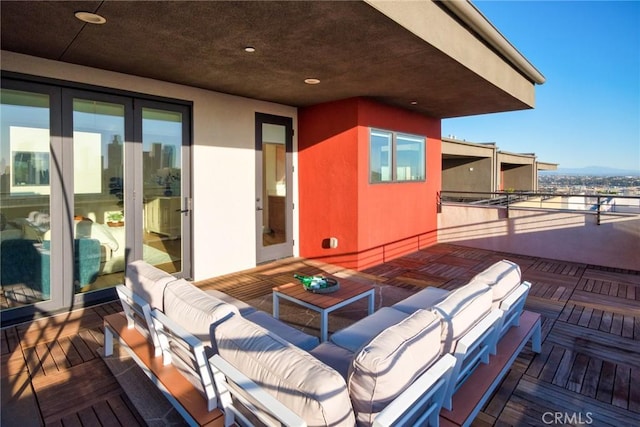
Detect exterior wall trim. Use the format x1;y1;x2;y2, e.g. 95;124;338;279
438;0;546;84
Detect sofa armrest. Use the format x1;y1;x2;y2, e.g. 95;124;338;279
456;309;502;361
443;308;502;410
499;282;531;334
209;354;307;427
373;354;456;427
100;244;114;262
116;285;161;357
151;309;218;411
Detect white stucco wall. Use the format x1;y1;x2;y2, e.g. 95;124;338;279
2;51;299;280
438;204;640;271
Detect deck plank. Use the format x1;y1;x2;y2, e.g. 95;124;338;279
546;321;640;369
515;375;638;426
612;364;630;409
570;289;640;317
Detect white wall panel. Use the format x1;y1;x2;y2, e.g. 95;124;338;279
2;51;299;280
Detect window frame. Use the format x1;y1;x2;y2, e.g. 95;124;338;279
369;128;426;184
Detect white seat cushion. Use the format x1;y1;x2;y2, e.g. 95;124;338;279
211;315;355;426
392;286;450;314
330;307;410;353
309;341;355;380
244;311;319;351
348;309;443;427
472;260;522;308
433;281;492;353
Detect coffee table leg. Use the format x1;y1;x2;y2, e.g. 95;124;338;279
320;310;329;342
273;293;280;319
368;290;375;315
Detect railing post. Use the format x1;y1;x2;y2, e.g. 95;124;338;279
506;193;510;218
597;195;601;225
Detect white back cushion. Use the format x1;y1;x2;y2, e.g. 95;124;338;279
163;279;238;346
75;220;119;251
472;260;522;308
212;315;355;426
433;282;492;353
125;260;176;311
348;309;442;427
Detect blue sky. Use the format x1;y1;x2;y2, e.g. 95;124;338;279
441;1;640;171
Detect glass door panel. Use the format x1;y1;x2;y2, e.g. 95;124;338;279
1;77;192;322
262;124;287;246
72;98;125;293
255;113;293;263
142;107;182;273
0;89;52;308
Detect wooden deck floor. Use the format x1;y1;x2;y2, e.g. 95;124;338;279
2;243;639;426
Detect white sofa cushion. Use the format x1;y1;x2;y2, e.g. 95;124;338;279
244;311;319;351
309;341;355;380
472;260;522;308
206;289;257;316
330;307;410;353
125;260;177;311
163;279;238;346
205;289;319;350
433;281;492;353
211;315;356;426
75;219;119;251
392;286;449;314
348;309;442;427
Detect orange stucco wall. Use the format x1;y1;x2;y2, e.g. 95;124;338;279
298;98;441;270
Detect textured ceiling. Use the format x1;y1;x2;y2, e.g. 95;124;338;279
1;0;532;118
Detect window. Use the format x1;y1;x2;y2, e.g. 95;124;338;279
13;151;50;187
369;129;425;183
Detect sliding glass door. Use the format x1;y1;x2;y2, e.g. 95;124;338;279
1;78;191;322
0;83;58;310
139;102;190;275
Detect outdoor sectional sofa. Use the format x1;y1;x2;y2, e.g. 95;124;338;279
104;258;540;427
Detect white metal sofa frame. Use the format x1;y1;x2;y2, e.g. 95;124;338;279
495;281;531;340
105;284;301;426
106;284;459;427
105;285;223;423
441;308;502;411
441;281;535;411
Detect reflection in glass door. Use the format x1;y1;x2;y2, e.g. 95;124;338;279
1;77;192;322
0;88;53;309
141;107;184;273
256;113;293;263
72;98;126;294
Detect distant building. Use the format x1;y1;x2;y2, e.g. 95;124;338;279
442;137;557;194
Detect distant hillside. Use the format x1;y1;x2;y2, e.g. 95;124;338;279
541;166;640;176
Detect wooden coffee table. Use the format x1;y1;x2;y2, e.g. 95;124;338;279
272;280;375;342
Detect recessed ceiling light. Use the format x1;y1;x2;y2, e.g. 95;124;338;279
410;100;418;105
304;78;321;85
244;46;256;53
75;11;106;24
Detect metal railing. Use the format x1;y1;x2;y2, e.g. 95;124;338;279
438;191;640;225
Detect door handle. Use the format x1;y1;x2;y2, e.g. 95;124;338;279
256;207;264;211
